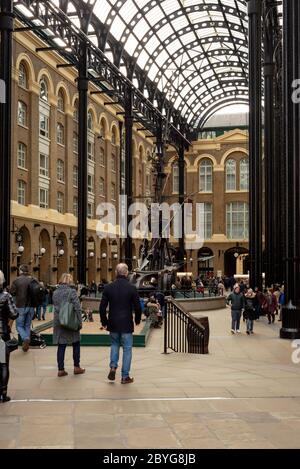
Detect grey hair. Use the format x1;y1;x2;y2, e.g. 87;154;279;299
116;263;129;277
0;270;5;286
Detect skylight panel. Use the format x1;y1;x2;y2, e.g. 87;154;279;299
136;49;150;68
133;18;151;40
125;35;139;55
93;0;112;23
119;0;138;23
110;16;126;40
145;6;163;25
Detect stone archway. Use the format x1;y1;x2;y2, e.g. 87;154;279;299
198;247;214;278
224;247;249;277
18;225;31;268
57;232;68;283
39;229;51;284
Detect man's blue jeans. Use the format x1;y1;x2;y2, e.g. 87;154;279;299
231;310;241;331
16;307;34;341
110;333;133;379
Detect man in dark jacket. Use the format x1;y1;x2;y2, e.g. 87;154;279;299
100;263;141;384
226;284;245;334
10;264;34;352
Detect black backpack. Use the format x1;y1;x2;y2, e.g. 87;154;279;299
27;278;46;307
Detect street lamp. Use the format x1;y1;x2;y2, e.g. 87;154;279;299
89;251;95;258
102;253;107;259
113;253;118;260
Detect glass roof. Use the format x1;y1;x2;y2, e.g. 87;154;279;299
18;0;250;128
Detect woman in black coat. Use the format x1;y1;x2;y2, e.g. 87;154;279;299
0;271;18;402
244;289;258;335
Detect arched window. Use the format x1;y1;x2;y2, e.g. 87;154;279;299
57;90;65;112
57;123;64;145
73;132;78;154
18;62;28;88
240;158;249;190
100;120;106;139
73;100;79;122
73;165;78;188
111;154;116;172
172;163;179;193
111;127;117;145
57;159;64;182
99;177;105;196
226;202;249;239
226;159;236;191
199;203;213;239
39;77;48;102
73;197;78;217
199;159;213;192
87;111;93;131
139;169;143;193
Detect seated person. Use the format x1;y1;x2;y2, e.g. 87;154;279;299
144;296;162;328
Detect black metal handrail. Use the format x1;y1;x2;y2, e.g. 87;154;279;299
164;299;208;354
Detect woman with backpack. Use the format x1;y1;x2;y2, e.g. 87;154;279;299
53;273;85;377
244;289;258;335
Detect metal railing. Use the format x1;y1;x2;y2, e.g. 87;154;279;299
164;299;209;354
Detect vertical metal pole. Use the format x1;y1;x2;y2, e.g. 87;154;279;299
248;0;263;290
281;0;300;339
124;87;133;271
0;1;13;285
263;1;275;288
178;141;185;266
77;41;88;284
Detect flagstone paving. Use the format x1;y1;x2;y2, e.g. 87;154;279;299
1;307;300;449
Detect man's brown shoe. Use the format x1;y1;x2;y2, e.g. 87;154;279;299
108;368;116;381
22;339;30;352
58;370;68;377
121;376;134;384
74;367;85;375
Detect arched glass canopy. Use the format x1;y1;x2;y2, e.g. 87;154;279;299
15;0;249;129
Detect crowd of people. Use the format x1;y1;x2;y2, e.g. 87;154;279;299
0;262;286;403
226;282;285;335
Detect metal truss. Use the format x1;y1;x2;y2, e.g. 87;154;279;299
14;0;249;130
13;0;191;147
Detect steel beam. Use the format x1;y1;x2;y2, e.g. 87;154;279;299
0;0;13;285
281;0;300;339
124;87;133;271
77;41;88;284
248;0;263;290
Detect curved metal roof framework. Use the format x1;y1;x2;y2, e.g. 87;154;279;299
82;0;249;128
14;0;249;129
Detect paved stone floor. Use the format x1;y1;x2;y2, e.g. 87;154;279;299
1;307;300;449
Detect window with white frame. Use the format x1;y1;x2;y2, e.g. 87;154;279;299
111;182;116;200
73;132;78;154
226;159;236;191
73;165;78;187
39;153;49;177
199;203;213;239
111;153;116;172
100;121;106;139
39;187;49;209
57;159;64;182
17;142;26;169
240;158;249;190
99;177;105;196
57;192;64;213
39;78;48;102
73;197;78;217
57;123;65;145
226;202;249;239
18;63;27;88
87;202;94;219
99;147;105;166
57;90;65;112
18;101;27;126
172;163;179;193
39;114;49;138
88;174;94;194
199;159;213;192
88;141;95;161
17;180;26;205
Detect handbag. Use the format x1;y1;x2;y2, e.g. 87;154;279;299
5;336;19;353
58;290;81;331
